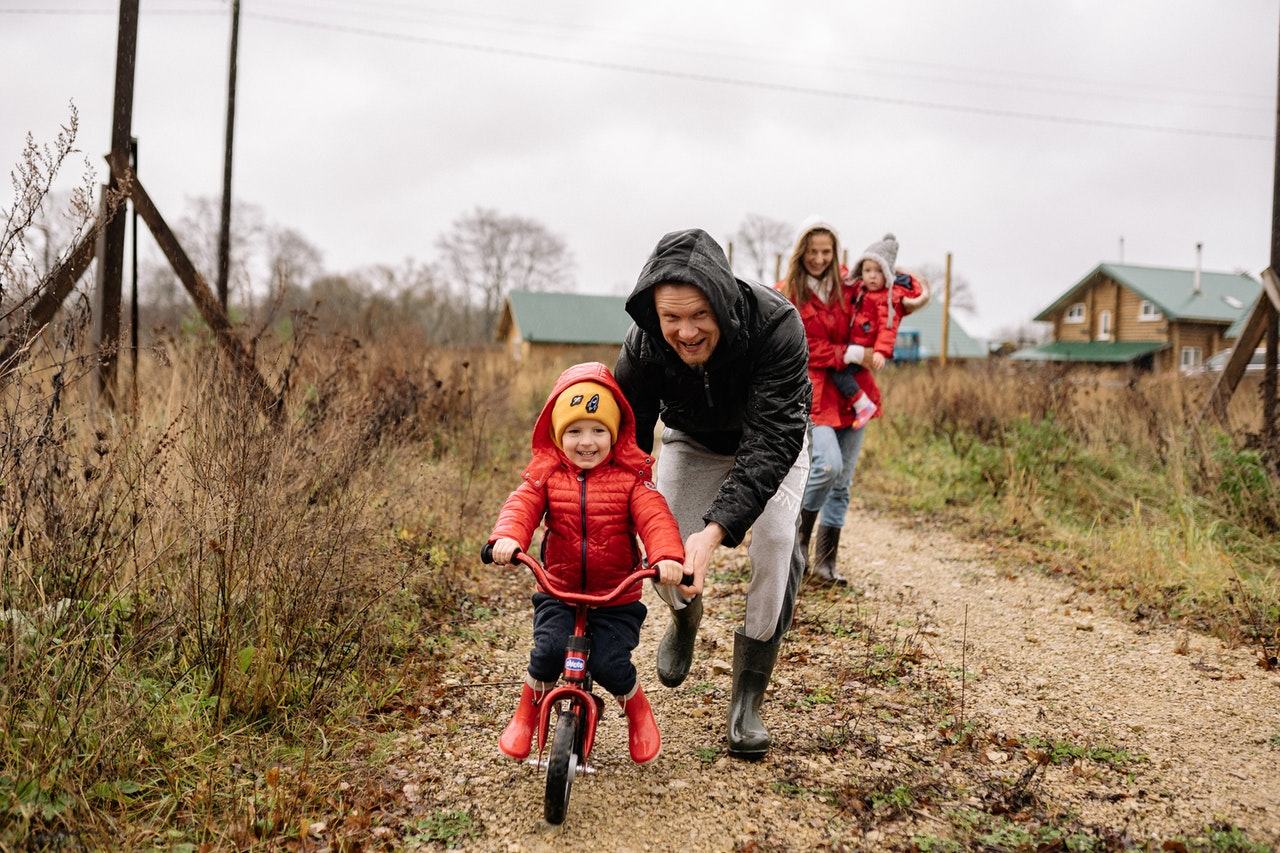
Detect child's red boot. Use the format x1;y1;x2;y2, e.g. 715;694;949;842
850;392;877;430
618;685;661;765
499;682;543;760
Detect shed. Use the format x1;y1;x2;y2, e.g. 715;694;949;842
895;297;987;361
496;290;632;362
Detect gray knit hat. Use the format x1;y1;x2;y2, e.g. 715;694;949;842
856;233;901;325
855;233;898;284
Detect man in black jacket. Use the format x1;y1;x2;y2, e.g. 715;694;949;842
615;228;811;759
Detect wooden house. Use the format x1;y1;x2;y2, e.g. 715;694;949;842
1011;263;1258;371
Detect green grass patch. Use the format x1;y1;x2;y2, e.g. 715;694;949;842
861;368;1280;644
405;809;477;848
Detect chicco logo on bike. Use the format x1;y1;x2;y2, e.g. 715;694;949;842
565;658;585;672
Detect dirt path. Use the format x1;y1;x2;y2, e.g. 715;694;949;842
851;512;1280;840
356;514;1280;851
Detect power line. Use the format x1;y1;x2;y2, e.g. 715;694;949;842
244;10;1271;142
255;0;1269;114
0;7;221;15
273;0;1277;104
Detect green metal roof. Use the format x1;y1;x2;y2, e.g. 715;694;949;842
1225;295;1261;339
1033;263;1258;324
1008;340;1166;363
897;298;987;360
503;290;631;345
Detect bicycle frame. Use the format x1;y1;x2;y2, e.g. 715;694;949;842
508;550;657;766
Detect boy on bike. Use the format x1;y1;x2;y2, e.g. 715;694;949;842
487;362;685;765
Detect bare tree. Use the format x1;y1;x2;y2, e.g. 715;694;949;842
175;195;265;304
435;207;574;338
913;262;977;316
732;213;792;284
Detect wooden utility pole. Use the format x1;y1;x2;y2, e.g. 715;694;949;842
92;0;139;406
130;136;139;406
1265;19;1280;449
216;0;241;309
940;252;952;366
1;2;277;418
774;253;782;283
1201;14;1280;433
726;239;734;271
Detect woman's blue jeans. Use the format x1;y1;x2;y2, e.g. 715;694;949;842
802;424;867;528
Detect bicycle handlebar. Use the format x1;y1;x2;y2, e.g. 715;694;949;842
481;542;694;605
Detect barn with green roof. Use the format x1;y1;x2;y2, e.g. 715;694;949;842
496;290;632;362
1012;262;1258;372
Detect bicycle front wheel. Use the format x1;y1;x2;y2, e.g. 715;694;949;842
544;706;579;825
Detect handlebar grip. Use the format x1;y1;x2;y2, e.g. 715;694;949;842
681;573;694;586
481;542;521;564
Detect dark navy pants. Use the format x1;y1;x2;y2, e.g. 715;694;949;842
528;593;646;697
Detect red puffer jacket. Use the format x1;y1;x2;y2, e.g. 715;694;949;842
488;362;684;604
782;272;928;425
782;280;860;429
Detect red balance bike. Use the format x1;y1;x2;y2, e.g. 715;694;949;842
481;543;690;825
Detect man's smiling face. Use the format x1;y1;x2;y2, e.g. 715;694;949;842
654;283;720;367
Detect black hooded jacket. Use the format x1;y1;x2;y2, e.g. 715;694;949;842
615;228;811;548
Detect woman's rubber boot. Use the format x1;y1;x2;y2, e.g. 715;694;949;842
795;509;818;575
656;595;702;688
812;524;848;586
498;683;543;761
727;629;780;760
618;685;661;765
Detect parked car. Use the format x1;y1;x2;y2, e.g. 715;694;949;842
1184;347;1270;376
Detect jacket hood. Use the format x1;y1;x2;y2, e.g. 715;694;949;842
525;362;652;482
792;214;840;250
625;228;742;360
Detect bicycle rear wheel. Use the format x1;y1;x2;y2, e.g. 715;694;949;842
544;706;579;825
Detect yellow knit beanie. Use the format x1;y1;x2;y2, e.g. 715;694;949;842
550;381;621;448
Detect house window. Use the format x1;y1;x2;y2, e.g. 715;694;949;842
1096;310;1112;341
1064;303;1086;324
1138;300;1161;321
1180;346;1202;369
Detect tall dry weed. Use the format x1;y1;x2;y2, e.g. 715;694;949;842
870;361;1280;644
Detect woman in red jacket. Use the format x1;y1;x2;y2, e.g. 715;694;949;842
488;362;685;765
779;220;927;585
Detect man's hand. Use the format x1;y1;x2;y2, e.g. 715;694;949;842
490;537;521;565
654;559;684;586
870;351;886;371
678;523;725;598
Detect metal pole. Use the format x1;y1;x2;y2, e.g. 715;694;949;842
130;136;139;409
216;0;241;309
941;252;952;366
93;0;139;407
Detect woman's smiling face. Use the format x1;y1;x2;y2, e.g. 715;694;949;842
803;232;835;278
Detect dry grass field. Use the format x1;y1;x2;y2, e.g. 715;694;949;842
3;331;1277;847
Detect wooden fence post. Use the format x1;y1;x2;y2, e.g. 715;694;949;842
941;253;952;366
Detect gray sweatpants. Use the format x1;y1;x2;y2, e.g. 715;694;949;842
653;428;810;642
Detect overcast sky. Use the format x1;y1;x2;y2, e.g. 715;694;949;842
3;0;1278;338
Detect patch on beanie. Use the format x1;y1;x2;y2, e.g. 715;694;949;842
570;394;583;406
586;394;600;413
